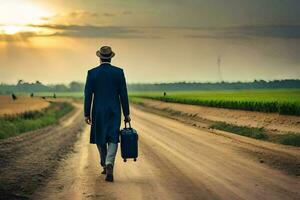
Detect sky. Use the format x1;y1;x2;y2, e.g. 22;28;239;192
0;0;300;84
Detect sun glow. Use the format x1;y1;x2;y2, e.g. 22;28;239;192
1;26;24;35
0;1;53;35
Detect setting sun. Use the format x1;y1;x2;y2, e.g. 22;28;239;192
0;25;53;36
0;1;52;35
1;26;24;35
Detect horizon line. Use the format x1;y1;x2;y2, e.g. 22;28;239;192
1;78;300;86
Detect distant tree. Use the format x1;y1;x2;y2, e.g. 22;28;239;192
1;79;300;94
53;84;68;92
69;81;84;91
17;80;24;85
30;93;34;98
53;93;56;98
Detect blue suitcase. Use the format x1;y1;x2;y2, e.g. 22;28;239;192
120;122;138;162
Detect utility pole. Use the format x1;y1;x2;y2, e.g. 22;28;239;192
217;56;223;82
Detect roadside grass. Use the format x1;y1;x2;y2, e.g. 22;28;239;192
210;122;300;147
129;97;145;106
0;102;74;140
277;133;300;147
210;122;268;140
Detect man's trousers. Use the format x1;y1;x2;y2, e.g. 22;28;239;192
96;143;118;167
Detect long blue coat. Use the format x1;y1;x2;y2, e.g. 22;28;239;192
84;63;130;145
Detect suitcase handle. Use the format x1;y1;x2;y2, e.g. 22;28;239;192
124;121;131;129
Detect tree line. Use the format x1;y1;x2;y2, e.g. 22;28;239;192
0;80;84;94
0;79;299;94
127;79;300;91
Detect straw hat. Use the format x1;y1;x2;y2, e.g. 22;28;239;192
96;46;115;59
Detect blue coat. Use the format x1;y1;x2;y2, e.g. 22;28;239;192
84;63;130;145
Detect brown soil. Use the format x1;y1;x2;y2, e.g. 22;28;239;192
33;106;300;200
0;96;49;116
1;100;299;200
134;103;300;176
0;102;84;200
140;99;300;134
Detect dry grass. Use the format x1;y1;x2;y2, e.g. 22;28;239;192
0;102;74;140
0;96;49;116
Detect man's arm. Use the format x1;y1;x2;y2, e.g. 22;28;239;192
119;70;130;121
84;71;93;124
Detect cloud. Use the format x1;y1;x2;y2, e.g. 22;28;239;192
0;32;39;41
98;11;133;18
37;10;135;27
68;10;99;18
185;25;300;39
50;10;133;22
1;24;300;41
40;17;51;21
233;25;300;39
32;24;141;38
0;24;160;41
122;11;133;15
103;13;116;17
45;10;101;25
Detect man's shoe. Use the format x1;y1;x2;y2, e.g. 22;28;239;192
105;164;114;182
101;167;106;175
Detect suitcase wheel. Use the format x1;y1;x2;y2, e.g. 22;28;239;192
134;158;137;162
123;159;127;162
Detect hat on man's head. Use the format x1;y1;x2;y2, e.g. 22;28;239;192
96;46;115;59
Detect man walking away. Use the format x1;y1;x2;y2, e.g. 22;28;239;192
84;46;131;182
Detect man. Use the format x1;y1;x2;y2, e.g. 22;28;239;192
84;46;131;182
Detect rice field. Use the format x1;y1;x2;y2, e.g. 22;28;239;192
33;92;83;98
0;96;50;116
130;89;300;116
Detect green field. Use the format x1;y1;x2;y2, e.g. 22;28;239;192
14;89;300;115
130;89;300;116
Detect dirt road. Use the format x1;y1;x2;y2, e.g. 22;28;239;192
34;106;300;200
0;102;84;199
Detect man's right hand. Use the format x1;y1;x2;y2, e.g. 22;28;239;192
124;115;131;123
85;117;92;125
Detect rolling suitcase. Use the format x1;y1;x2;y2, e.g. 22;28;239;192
120;121;138;162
